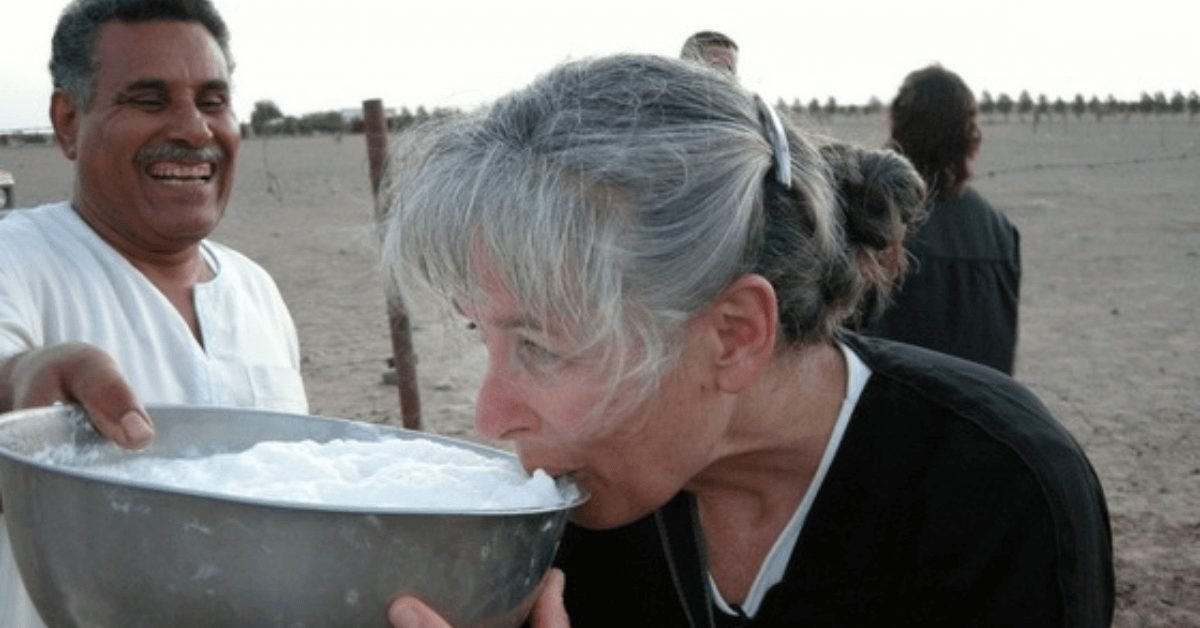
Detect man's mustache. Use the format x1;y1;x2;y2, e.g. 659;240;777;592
135;143;227;165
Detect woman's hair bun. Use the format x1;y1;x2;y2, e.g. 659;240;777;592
821;143;927;253
819;142;927;330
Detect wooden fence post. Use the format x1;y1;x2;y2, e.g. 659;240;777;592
363;98;422;430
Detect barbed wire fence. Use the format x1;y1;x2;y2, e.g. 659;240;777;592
984;144;1199;179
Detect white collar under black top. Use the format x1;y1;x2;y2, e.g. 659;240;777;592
709;340;871;618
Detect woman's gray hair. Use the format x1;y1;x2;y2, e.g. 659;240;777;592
50;0;233;111
383;54;865;408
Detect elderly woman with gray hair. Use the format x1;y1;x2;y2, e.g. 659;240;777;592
383;54;1112;627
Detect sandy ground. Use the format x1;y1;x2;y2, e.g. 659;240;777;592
2;115;1197;626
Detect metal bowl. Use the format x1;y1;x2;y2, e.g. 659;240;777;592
0;405;584;628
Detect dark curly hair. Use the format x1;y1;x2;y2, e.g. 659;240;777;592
887;65;981;198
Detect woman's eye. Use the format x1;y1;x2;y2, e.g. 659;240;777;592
518;337;560;368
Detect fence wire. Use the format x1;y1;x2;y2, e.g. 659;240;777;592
984;141;1200;178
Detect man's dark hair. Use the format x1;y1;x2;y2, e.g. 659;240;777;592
680;30;738;61
887;65;981;197
50;0;233;111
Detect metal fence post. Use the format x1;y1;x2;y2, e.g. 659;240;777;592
363;98;421;430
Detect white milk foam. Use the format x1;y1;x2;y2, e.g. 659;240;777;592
34;437;575;511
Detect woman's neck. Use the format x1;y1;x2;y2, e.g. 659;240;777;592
685;341;848;604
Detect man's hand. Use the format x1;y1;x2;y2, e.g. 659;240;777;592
0;342;154;448
388;568;570;628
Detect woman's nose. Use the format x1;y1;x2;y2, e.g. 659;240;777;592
474;367;537;441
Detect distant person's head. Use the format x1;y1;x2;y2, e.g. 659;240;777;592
888;64;981;197
383;54;924;529
49;0;239;252
680;30;738;75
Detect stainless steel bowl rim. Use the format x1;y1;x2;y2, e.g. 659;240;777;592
0;404;588;516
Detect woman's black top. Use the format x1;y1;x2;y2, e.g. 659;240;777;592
868;187;1021;374
554;334;1112;627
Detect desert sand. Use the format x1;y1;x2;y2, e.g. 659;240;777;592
2;114;1196;626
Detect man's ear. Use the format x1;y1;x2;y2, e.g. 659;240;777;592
50;90;81;161
707;274;778;393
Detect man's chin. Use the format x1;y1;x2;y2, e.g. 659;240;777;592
153;211;223;246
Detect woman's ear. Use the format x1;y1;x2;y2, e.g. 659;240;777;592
706;274;778;393
50;90;80;161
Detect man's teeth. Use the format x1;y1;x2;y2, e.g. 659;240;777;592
148;162;213;180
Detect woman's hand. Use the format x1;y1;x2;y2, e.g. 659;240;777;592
0;342;154;448
388;568;570;628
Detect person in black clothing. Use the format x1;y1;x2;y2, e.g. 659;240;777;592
382;55;1112;627
867;65;1022;374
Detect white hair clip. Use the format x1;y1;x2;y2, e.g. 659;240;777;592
755;95;792;189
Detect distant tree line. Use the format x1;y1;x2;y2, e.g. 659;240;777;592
978;90;1200;125
241;90;1199;139
0;132;53;147
775;90;1200;125
4;88;1200;147
248;100;464;137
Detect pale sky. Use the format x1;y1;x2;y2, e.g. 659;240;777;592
1;0;1197;131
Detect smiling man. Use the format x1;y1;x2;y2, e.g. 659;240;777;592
0;1;307;625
